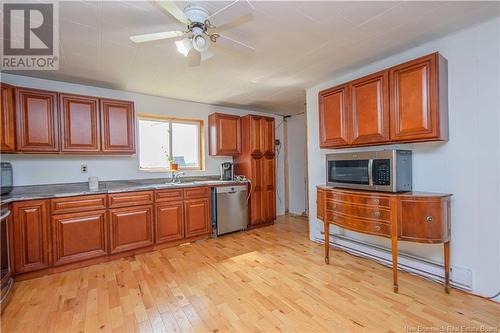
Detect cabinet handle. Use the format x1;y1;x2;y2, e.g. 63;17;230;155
333;204;337;209
426;216;434;223
373;211;381;218
373;199;380;204
333;216;337;221
375;225;381;231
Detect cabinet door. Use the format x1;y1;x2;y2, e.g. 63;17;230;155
390;53;446;142
261;117;275;156
261;156;276;222
15;88;59;152
184;199;210;238
318;84;350;147
109;205;153;254
60;93;100;152
12;200;50;273
0;84;16;152
155;202;184;244
249;157;264;225
52;210;107;266
208;113;241;156
249;115;262;155
100;99;135;153
349;71;389;145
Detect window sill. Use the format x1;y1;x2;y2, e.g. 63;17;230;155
139;167;204;172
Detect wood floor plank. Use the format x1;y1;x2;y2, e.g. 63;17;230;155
1;215;499;333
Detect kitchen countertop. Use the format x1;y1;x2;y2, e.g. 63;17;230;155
1;176;249;204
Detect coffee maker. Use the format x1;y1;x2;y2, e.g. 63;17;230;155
220;162;234;180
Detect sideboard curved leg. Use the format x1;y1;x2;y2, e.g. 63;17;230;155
444;241;450;293
324;222;330;264
392;236;398;293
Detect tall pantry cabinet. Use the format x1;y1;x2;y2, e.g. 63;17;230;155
234;115;276;227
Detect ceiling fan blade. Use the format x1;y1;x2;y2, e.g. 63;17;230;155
213;14;253;33
208;0;253;27
154;0;189;25
216;34;255;54
130;30;184;43
188;50;201;67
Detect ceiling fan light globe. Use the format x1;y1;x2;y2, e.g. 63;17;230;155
192;35;209;52
175;38;192;57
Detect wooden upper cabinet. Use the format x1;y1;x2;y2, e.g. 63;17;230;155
12;200;51;273
318;52;448;148
318;84;350;148
349;71;389;145
0;83;16;152
208;113;241;156
15;87;59;152
261;117;275;156
60;93;100;152
248;115;262;155
100;99;135;153
390;53;448;142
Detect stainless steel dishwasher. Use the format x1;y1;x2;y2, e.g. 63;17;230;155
212;185;248;236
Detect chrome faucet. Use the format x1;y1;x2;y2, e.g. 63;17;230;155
171;171;185;183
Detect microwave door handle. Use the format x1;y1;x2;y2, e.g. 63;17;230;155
368;159;374;186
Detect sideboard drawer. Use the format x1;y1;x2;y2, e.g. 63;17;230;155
326;200;390;223
398;198;450;243
51;194;107;214
326;212;391;238
108;191;154;208
326;191;390;208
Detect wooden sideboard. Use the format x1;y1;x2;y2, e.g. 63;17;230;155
317;186;451;293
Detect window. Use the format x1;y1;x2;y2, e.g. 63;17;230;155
138;114;203;171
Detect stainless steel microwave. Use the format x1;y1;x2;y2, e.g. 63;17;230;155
326;150;412;192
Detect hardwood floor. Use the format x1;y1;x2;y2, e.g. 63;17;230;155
2;215;499;333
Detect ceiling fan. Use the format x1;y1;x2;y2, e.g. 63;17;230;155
130;0;255;66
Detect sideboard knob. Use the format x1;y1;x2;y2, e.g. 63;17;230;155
375;225;381;231
373;211;381;218
333;216;337;221
426;216;434;223
373;199;380;204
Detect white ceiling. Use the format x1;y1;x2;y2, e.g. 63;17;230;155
3;1;500;115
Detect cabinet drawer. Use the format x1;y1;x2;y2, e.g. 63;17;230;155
51;194;107;214
108;191;153;208
398;198;450;243
155;188;183;202
184;187;210;199
326;191;389;208
326;200;390;223
326;212;391;238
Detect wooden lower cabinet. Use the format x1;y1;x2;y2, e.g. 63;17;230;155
155;201;184;244
184;199;211;238
52;210;108;266
317;186;452;293
109;205;154;254
12;200;50;273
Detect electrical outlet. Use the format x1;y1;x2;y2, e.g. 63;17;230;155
81;162;88;174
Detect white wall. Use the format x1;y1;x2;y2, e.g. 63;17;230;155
306;17;500;299
0;73;285;216
287;113;307;215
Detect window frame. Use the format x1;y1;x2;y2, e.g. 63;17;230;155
137;113;205;172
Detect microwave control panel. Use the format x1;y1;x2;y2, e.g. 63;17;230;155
373;159;390;185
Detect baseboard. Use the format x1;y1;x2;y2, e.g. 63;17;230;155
315;232;472;292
